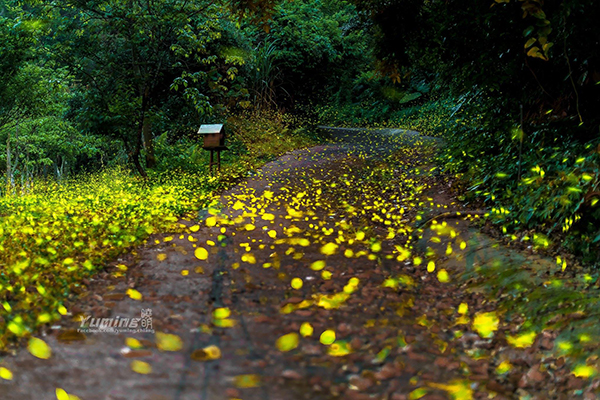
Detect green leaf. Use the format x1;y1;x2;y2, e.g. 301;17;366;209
524;38;536;49
523;26;535;37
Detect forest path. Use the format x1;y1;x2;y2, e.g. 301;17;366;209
1;128;589;400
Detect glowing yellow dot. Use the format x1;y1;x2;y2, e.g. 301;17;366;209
321;270;332;280
437;269;449;282
310;260;326;271
320;330;336;345
427;261;435;273
195;247;208;260
291;278;303;289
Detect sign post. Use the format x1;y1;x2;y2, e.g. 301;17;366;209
198;124;227;174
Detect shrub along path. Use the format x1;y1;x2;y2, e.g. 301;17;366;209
1;129;598;400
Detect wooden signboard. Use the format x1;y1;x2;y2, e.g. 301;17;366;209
198;124;225;149
198;124;227;173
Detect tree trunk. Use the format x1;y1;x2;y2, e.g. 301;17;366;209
123;136;146;178
6;123;19;195
13;123;18;191
143;115;156;169
131;88;149;178
55;156;60;179
25;146;30;193
6;126;11;196
131;136;147;178
24;124;38;191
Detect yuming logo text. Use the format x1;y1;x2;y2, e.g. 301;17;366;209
78;309;154;334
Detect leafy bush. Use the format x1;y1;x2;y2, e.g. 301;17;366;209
149;111;321;174
249;0;371;106
151;133;209;173
0;167;214;347
227;111;321;160
0;117;119;182
436;95;600;262
315;94;453;138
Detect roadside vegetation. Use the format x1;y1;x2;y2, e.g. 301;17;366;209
1;0;600;393
316;1;600;265
0;113;319;347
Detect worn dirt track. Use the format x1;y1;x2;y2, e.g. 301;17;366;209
0;129;591;400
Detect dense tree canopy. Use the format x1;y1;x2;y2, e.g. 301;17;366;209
0;13;36;132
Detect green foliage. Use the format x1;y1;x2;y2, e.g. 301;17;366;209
0;117;111;181
1;0;368;178
387;98;454;137
0;108;321;347
247;40;280;111
426;93;600;261
228;111;321;160
251;0;371;106
315;95;450;135
151;133;209;173
152;110;321;173
29;0;253;173
0;17;37;130
0;167;212;346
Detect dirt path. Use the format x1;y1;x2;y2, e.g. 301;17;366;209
0;129;594;400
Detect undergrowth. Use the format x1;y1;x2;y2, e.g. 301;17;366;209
0;112;320;348
314;97;455;138
439;99;600;265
